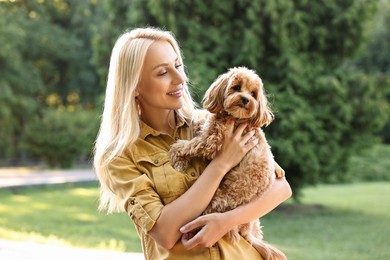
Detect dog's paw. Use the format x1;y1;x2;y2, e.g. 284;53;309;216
170;139;186;152
172;159;188;172
169;140;190;172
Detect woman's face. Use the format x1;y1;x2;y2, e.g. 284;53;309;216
136;40;185;114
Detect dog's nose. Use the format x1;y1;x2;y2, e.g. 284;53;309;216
242;97;249;105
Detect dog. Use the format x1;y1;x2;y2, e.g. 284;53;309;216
169;67;286;260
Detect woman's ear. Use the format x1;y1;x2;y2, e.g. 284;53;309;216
202;73;229;113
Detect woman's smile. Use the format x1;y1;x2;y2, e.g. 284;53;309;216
167;88;183;97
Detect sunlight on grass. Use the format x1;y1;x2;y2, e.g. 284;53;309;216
262;182;390;260
74;213;98;222
0;227;71;246
12;195;30;203
70;187;97;197
0;183;142;252
97;239;127;251
0;181;389;258
31;202;51;210
302;182;389;217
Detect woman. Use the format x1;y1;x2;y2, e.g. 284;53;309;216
94;27;292;260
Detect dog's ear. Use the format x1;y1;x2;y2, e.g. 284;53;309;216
202;72;229;113
251;86;274;127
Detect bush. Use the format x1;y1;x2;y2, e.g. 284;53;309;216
23;108;98;168
347;144;390;182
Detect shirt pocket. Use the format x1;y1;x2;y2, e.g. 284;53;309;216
136;153;187;200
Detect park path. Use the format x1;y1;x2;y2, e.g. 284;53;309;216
0;167;145;260
0;239;143;260
0;167;97;188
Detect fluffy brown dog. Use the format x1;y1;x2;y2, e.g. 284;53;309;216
170;67;286;260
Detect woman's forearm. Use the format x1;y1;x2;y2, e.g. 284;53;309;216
149;159;230;249
224;178;292;229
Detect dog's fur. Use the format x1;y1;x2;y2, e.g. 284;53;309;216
169;67;286;260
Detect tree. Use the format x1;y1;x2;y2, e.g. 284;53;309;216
91;0;389;197
0;2;44;162
351;0;390;143
0;0;101;164
23;108;98;168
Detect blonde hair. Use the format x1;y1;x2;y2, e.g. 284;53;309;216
94;27;196;212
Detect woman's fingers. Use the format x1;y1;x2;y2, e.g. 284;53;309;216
181;230;202;249
180;218;206;249
180;217;204;234
232;123;247;138
180;213;230;250
216;123;259;170
181;222;214;250
241;129;256;145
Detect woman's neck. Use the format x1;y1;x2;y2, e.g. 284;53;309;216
141;109;176;136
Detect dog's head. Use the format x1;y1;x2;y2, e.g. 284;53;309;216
203;67;274;127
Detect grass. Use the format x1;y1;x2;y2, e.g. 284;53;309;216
261;182;390;260
0;182;389;259
0;182;142;252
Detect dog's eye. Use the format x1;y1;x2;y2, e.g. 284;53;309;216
251;91;256;97
232;85;241;91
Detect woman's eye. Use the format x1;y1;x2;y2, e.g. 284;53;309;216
175;64;182;69
158;71;168;76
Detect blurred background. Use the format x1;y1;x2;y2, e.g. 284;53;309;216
0;0;389;259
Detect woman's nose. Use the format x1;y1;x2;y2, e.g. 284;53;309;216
173;69;185;85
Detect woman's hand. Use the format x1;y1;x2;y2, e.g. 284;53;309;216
180;213;231;250
214;121;258;171
179;178;292;250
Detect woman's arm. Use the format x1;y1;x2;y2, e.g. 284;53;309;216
149;122;259;249
179;177;292;249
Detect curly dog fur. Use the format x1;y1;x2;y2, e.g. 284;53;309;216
170;67;286;260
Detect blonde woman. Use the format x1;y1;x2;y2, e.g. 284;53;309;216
94;27;292;260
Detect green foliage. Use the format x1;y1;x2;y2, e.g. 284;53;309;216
117;0;388;198
23;109;99;168
347;144;390;182
0;0;101;163
0;3;44;161
351;0;390;143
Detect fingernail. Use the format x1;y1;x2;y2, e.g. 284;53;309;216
180;226;186;232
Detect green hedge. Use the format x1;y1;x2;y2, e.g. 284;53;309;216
23;108;98;168
347;144;390;182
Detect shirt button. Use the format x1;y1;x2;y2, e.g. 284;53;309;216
191;172;196;177
154;160;159;164
130;200;135;205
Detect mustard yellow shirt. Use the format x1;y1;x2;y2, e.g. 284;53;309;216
106;115;285;260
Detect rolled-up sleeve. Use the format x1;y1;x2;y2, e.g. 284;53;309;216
107;156;164;234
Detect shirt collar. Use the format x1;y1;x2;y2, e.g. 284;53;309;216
140;112;187;139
